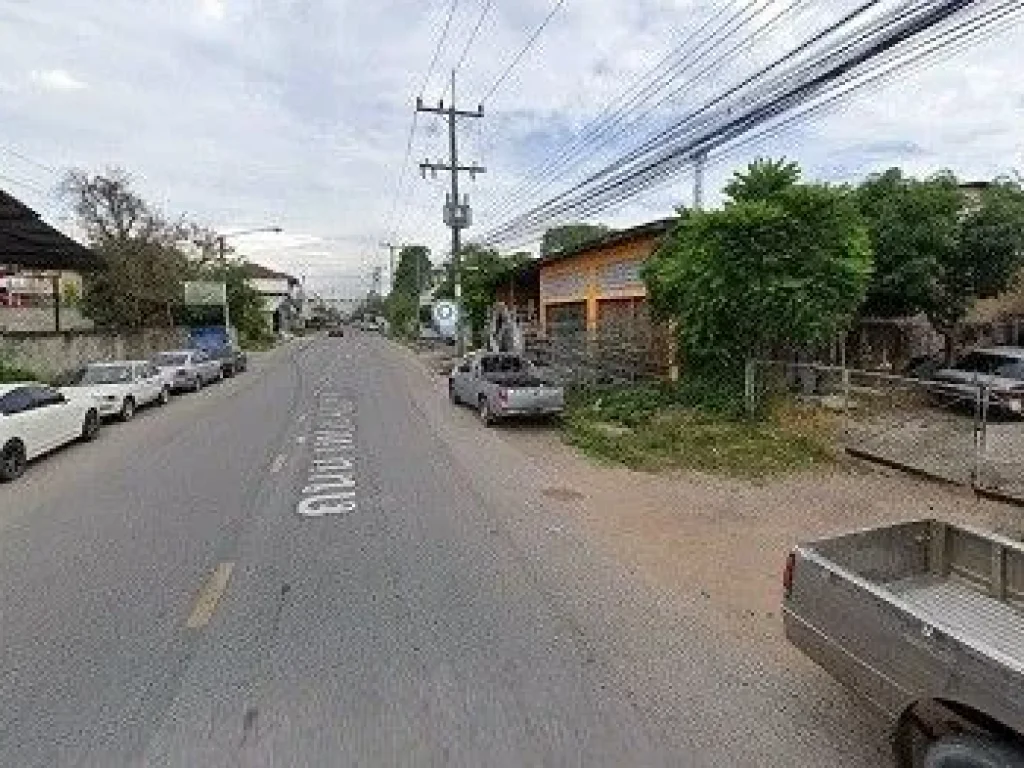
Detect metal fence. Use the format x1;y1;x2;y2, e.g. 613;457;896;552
748;360;1024;499
525;321;668;386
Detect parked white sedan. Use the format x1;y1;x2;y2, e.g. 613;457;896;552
60;360;170;421
0;382;101;482
152;349;223;392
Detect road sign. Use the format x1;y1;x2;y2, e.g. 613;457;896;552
433;300;459;337
183;281;226;306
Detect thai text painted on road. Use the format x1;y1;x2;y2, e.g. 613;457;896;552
297;394;358;517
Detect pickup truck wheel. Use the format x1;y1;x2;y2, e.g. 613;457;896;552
158;386;170;405
81;410;100;441
448;381;460;405
924;735;1024;767
0;440;27;482
119;397;136;422
192;376;203;392
478;396;495;427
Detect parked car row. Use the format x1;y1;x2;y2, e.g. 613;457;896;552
0;345;248;482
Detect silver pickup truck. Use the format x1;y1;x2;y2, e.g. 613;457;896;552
784;520;1024;767
448;352;564;426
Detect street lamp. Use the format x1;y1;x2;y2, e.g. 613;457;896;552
215;226;282;332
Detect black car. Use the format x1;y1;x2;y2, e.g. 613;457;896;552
206;346;248;377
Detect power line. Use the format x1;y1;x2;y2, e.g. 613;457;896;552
384;0;463;245
0;147;57;176
0;171;48;195
453;0;494;74
480;0;811;223
478;0;1006;247
420;0;462;98
478;0;568;104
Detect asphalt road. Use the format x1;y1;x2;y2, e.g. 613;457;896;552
0;334;892;767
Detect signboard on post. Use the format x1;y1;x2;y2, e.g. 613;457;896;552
433;300;459;339
183;281;227;306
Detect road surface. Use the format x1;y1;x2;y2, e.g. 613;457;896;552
0;334;893;766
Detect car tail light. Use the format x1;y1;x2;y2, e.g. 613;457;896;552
498;388;509;404
783;552;796;598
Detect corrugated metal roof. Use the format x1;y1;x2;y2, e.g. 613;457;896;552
0;190;102;271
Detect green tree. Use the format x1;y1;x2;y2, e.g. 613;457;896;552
857;169;1024;335
644;160;873;384
723;157;801;203
385;244;432;336
540;223;611;257
433;246;531;343
60;168;188;328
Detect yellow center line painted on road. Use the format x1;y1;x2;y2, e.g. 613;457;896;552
186;561;235;629
270;453;288;474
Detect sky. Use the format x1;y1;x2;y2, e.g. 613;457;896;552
0;0;1021;298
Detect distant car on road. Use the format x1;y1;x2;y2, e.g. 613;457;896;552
0;382;101;482
152;349;223;393
206;346;248;377
60;360;169;421
930;347;1024;416
328;326;345;338
449;352;565;426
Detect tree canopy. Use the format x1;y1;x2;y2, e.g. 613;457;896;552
644;160;873;374
540;223;611;257
856;169;1024;331
433;245;531;343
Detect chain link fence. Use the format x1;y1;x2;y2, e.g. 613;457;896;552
748;360;1024;499
525;321;668;387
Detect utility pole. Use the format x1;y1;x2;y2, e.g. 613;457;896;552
417;70;485;356
217;235;231;332
379;241;399;295
693;151;708;211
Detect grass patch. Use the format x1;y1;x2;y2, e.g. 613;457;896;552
564;383;837;478
0;360;43;384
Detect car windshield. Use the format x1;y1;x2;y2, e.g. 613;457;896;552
71;365;132;385
154;353;189;367
953;352;1024;379
481;356;525;374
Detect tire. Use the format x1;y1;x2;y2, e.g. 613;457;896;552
192;375;203;393
924;735;1024;767
119;397;136;422
478;396;495;427
449;381;460;405
81;409;100;441
158;386;170;406
0;440;27;482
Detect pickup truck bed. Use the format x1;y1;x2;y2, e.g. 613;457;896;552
784;520;1024;763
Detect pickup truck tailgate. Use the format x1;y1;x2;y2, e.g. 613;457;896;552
503;384;563;413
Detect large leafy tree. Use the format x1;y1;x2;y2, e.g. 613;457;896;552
385;244;432;336
540;223;611;257
644;160;873;375
857;169;1024;333
61;168;189;328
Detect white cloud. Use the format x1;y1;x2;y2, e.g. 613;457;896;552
30;68;87;91
198;0;226;21
0;0;1021;296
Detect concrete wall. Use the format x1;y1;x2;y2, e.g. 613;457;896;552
0;327;189;378
0;306;94;332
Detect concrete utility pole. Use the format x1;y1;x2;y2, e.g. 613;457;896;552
417;70;485;356
693;151;708;211
379;241;399;295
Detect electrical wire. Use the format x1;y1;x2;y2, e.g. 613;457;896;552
0;147;57;176
383;0;463;245
480;0;808;221
478;0;1000;247
453;0;494;74
478;0;568;104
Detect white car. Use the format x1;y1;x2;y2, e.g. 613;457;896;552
152;349;223;392
60;360;170;421
0;382;101;482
